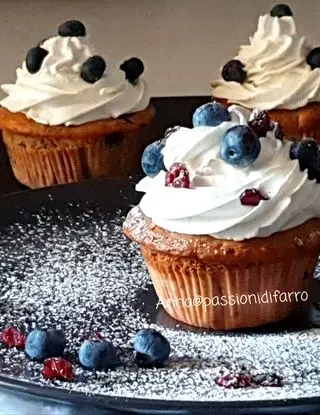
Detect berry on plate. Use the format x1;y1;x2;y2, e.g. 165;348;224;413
25;328;66;360
79;339;118;370
42;358;74;381
133;328;171;365
0;327;26;349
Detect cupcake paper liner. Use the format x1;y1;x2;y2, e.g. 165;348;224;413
140;246;318;330
0;105;155;189
3;129;146;188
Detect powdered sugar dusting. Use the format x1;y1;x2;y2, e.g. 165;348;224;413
0;204;319;403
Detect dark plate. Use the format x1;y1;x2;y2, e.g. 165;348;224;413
0;178;319;415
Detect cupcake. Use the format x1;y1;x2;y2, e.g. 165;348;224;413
211;4;320;141
0;20;154;188
123;102;320;330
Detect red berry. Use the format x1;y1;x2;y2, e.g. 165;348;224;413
216;373;253;389
165;163;191;188
248;108;271;138
240;188;269;206
0;327;26;349
42;358;74;382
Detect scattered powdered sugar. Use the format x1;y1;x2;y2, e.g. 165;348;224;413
0;204;319;403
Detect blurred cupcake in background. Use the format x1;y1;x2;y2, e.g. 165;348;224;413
0;20;155;188
211;4;320;141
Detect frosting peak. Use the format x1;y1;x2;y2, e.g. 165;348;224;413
254;14;296;38
212;14;320;110
136;105;320;241
0;34;149;126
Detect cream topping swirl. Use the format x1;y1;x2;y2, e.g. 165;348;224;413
0;36;149;126
211;14;320;110
136;106;320;241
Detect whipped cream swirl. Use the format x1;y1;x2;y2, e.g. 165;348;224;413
136;106;320;241
0;36;149;126
211;14;320;110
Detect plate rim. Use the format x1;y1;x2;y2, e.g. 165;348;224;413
0;178;319;413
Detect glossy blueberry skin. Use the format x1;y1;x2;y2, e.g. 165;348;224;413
25;47;48;74
220;125;261;167
79;340;118;370
120;57;144;84
270;4;293;18
307;48;320;70
141;140;166;177
25;328;66;360
192;102;231;127
58;20;86;37
289;140;318;171
133;329;171;364
80;56;106;84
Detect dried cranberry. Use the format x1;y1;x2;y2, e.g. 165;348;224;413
248;108;271;137
240;188;269;206
216;373;253;388
165;163;191;188
42;358;74;382
0;327;26;349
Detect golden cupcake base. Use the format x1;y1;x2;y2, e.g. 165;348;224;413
0;105;155;188
123;208;320;330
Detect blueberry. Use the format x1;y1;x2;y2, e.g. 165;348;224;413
25;328;66;360
222;60;247;84
289;139;318;171
120;57;144;84
133;328;171;365
220;125;261;167
307;152;320;182
25;47;48;74
58;20;86;37
79;340;118;370
307;48;320;70
192;102;231;127
272;122;284;140
141;140;166;177
80;56;106;83
270;4;293;18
